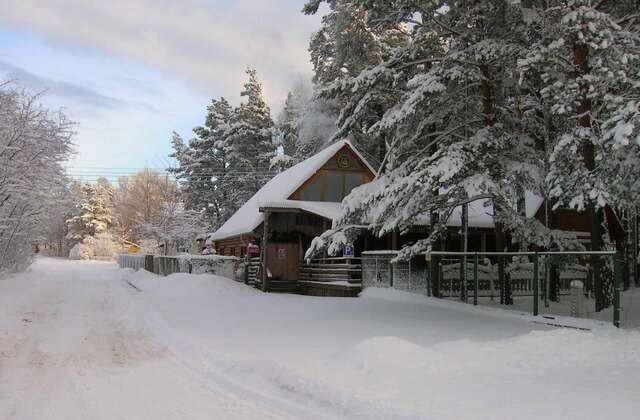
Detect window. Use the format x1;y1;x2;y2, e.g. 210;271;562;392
345;172;365;196
240;247;247;257
300;176;321;201
324;171;343;202
230;247;235;257
297;169;369;202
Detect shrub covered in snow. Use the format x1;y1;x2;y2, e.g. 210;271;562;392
68;233;121;260
68;238;95;260
92;233;121;259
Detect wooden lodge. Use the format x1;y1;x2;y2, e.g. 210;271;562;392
208;140;627;297
208;140;376;296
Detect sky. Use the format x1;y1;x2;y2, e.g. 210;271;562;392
0;0;324;179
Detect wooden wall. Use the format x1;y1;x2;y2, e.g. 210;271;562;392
534;203;625;243
214;234;254;258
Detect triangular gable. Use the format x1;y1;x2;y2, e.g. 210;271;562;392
209;140;376;242
289;143;376;200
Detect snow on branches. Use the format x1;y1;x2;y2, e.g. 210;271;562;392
304;0;639;262
0;82;74;275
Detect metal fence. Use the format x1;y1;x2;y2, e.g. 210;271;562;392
362;250;623;328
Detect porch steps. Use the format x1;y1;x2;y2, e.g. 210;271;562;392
251;279;300;293
300;280;362;297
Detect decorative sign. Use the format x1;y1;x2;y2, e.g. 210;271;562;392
343;244;355;258
278;247;287;260
337;154;351;169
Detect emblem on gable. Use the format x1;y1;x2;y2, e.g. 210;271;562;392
337;154;351;169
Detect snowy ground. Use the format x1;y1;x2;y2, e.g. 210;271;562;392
2;258;640;419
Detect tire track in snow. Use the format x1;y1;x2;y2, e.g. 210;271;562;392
0;258;291;420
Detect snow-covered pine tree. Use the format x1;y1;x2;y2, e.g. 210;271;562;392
304;2;558;303
270;83;306;170
66;180;114;243
519;0;640;310
303;0;409;165
272;82;309;171
169;97;235;231
224;68;276;209
273;80;337;169
168;131;198;213
191;97;234;229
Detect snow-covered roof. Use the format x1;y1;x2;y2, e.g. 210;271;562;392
209;140;374;241
417;191;544;228
258;200;343;221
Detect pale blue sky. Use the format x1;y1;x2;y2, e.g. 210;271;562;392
0;1;322;175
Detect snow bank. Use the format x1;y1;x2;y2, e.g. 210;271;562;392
188;254;236;278
122;270;640;419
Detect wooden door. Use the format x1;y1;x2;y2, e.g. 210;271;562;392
266;243;299;281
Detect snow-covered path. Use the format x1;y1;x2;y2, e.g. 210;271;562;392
0;258;288;420
2;258;640;420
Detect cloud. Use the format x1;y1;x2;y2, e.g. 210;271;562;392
0;60;125;109
0;0;321;107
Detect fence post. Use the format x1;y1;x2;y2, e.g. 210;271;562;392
613;251;622;328
570;280;585;318
474;252;478;306
533;252;539;316
144;254;154;272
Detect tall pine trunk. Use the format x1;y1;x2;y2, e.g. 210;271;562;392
574;40;607;311
479;62;512;305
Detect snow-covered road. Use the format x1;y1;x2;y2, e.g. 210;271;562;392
2;258;640;420
0;258;288;420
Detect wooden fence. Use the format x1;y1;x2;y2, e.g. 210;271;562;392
118;253;236;278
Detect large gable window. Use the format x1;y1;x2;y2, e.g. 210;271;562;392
297;170;367;202
324;171;343;202
345;172;365;196
300;176;322;201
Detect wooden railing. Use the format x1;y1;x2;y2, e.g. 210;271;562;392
244;256;261;285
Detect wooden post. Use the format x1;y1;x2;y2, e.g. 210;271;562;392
322;218;328;261
430;209;441;298
473;252;478;306
613;252;622;328
496;219;506;304
634;207;639;287
262;211;270;292
533;252;539;316
623;208;631;291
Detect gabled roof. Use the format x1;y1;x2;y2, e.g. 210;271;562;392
209;140;376;242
